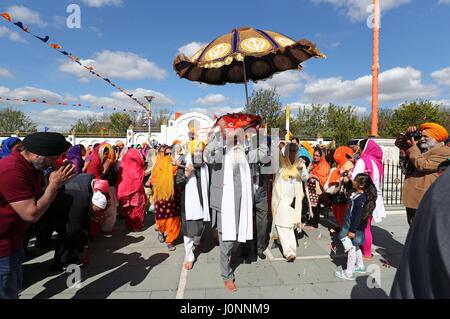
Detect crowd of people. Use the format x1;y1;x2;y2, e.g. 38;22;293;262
0;120;449;299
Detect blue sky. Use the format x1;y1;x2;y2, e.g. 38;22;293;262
0;0;449;131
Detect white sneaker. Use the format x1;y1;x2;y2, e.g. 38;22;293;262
335;270;355;280
354;267;366;274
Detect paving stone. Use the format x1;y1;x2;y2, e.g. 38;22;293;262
259;284;319;299
182;289;206;299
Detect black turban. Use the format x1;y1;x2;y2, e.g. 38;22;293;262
22;132;71;156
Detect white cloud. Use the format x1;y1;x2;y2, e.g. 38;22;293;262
81;0;124;8
195;94;228;106
431;99;450;109
438;0;450;5
7;5;47;27
0;86;64;103
81;88;175;110
253;71;308;97
0;68;14;79
311;0;411;22
431;67;450;87
59;50;167;81
53;15;66;26
303;67;439;104
188;106;244;118
89;26;103;37
290;102;367;115
0;26;26;43
178;42;207;57
30;109;104;131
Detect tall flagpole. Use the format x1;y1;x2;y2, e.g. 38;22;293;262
371;0;380;137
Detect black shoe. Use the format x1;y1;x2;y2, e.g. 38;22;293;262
257;252;267;260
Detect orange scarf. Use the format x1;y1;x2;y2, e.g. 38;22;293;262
310;157;331;188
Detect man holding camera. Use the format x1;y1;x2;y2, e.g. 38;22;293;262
397;123;450;226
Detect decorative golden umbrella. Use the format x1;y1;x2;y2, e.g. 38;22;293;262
173;27;325;105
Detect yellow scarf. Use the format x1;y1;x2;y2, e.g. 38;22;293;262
150;156;175;201
280;153;301;181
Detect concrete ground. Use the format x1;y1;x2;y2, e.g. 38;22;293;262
20;210;408;299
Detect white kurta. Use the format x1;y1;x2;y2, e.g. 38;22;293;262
351;159;386;223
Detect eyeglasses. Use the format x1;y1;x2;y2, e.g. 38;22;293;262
165;152;172;156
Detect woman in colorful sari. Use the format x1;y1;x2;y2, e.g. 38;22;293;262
66;144;86;175
324;146;354;231
117;148;146;231
307;147;331;228
150;146;181;251
86;143;118;233
351;139;385;260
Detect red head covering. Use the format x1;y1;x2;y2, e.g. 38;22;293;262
86;143;115;178
93;179;110;194
117;148;145;201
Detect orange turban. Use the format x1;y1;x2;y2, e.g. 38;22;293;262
420;123;449;143
333;146;354;167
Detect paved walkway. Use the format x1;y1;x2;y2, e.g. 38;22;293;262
20;211;408;299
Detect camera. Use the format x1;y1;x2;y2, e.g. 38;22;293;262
405;131;422;141
395;131;422;150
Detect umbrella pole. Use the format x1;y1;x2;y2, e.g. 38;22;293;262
242;60;249;107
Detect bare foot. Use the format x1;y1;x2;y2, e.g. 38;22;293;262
286;255;296;262
224;280;237;292
184;261;193;270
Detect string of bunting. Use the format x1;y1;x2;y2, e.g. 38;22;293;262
0;95;146;114
0;12;148;111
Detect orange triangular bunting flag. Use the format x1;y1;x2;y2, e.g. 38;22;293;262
0;13;12;21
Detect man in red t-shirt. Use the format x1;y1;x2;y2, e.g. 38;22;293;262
0;132;75;299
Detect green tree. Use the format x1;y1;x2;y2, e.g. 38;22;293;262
70;115;99;133
323;104;366;146
377;108;394;138
0;107;37;133
385;100;446;137
295;104;328;138
245;88;283;128
153;109;172;127
442;109;450;131
70;113;110;133
109;113;132;133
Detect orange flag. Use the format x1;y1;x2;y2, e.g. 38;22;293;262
49;43;62;49
0;13;12;21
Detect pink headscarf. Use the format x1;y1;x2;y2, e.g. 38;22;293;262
360;139;384;183
117;148;145;201
93;179;110;195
